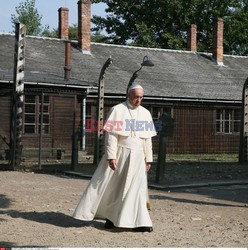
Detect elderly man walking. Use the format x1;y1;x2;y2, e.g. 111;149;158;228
73;83;157;232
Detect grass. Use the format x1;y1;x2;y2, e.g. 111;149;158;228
153;153;239;162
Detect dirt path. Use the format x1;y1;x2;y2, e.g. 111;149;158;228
0;171;247;248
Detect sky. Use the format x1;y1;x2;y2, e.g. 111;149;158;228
0;0;107;33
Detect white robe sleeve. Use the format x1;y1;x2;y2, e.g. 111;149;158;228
144;137;153;163
105;132;118;160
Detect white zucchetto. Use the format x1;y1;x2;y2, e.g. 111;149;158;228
128;83;144;93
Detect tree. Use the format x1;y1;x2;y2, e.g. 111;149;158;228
43;23;110;43
11;0;43;36
223;2;248;55
91;31;111;43
45;24;78;40
91;0;248;54
41;25;57;38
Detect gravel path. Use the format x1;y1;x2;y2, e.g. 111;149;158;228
0;171;247;248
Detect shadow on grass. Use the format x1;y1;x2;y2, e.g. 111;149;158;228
0;162;11;171
148;162;248;185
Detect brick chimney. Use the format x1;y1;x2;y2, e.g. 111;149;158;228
213;18;224;65
64;42;71;80
78;0;91;52
187;24;197;52
58;7;69;40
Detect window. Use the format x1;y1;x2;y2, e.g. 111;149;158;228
24;94;51;135
86;102;92;119
24;95;36;134
216;109;241;134
144;106;172;121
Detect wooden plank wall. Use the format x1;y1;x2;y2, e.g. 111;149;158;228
22;94;81;159
0;93;241;160
52;95;75;149
95;99;241;155
166;105;240;154
0;95;11;159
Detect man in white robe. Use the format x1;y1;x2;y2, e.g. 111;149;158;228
73;83;157;232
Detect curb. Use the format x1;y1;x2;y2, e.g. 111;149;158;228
63;170;92;179
63;170;248;190
149;180;248;190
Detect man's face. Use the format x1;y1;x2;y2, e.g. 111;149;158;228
128;88;144;108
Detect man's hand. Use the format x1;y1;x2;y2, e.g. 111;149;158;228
146;163;152;172
108;159;117;170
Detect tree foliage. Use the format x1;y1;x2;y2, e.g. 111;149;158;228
11;0;45;36
92;0;248;55
42;24;78;40
44;23;110;43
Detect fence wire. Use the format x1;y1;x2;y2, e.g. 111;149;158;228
0;92;243;170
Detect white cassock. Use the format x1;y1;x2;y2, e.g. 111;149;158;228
73;101;157;228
